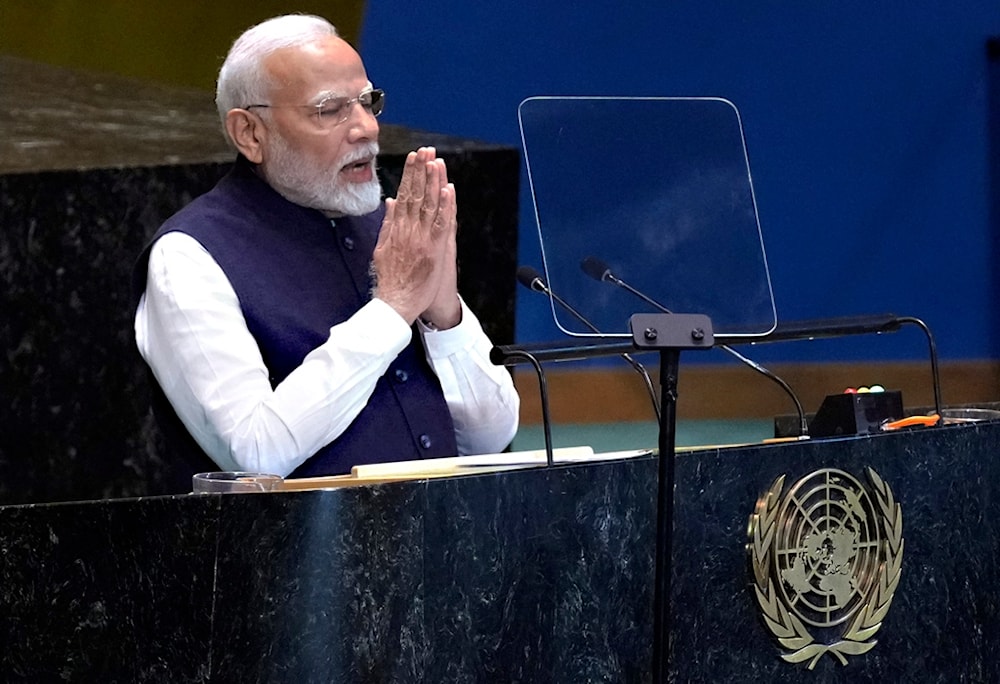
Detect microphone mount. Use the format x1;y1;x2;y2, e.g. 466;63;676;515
581;256;810;437
515;265;661;422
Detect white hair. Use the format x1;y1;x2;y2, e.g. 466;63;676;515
215;14;339;146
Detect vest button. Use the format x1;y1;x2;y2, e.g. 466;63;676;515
395;369;409;383
342;236;355;250
419;434;432;449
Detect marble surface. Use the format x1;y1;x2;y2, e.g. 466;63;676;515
0;55;514;173
0;422;997;681
670;421;1000;682
0;494;220;680
0;57;518;505
0;56;232;173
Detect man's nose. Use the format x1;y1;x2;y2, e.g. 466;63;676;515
345;104;379;141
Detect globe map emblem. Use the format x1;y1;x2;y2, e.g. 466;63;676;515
773;468;882;628
748;466;903;667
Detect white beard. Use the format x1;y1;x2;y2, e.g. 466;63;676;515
262;137;382;216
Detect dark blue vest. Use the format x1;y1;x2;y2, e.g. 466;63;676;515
134;156;457;481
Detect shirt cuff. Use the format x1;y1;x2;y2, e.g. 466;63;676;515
361;297;415;348
421;299;484;360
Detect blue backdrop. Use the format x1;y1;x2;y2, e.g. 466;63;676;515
360;3;1000;364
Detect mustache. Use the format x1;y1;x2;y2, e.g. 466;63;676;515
338;142;380;168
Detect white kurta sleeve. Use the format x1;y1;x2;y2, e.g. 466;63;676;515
135;232;413;476
420;300;520;455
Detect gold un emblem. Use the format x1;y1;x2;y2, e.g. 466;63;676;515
747;468;903;669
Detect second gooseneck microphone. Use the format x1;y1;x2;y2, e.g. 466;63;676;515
516;265;661;422
580;256;809;437
581;256;665;312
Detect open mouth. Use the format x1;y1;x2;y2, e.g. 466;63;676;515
342;156;374;173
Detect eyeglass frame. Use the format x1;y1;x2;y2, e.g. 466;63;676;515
244;88;385;128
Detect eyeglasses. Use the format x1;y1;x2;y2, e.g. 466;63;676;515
246;89;385;128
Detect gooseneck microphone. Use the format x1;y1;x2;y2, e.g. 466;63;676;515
581;256;667;313
516;265;661;422
579;256;809;436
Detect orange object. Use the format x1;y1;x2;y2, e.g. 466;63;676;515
881;415;940;430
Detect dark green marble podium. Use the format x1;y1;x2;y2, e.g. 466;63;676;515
1;420;997;682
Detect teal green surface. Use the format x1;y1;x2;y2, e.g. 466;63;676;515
511;419;775;454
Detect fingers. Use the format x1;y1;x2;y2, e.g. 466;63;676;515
403;152;430;224
434;182;457;240
376;197;397;250
395;147;448;227
396;147;436;202
421;182;462;329
373;151;458;324
393;150;419;203
416;161;444;227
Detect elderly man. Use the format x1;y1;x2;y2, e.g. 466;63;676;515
133;14;519;483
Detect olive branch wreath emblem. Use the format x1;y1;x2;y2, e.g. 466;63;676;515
747;468;904;669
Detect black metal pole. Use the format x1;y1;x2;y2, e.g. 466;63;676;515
652;347;680;682
504;350;555;467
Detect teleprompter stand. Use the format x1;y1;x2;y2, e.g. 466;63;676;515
491;312;716;683
629;313;715;683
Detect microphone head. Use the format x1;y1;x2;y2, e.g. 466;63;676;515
516;265;548;292
580;256;612;282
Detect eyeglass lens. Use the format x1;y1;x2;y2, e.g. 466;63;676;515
316;90;384;125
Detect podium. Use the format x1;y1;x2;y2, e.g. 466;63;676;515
1;420;998;681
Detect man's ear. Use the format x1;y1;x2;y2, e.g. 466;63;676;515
225;109;266;163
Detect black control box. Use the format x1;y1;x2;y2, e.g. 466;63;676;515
808;390;904;437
